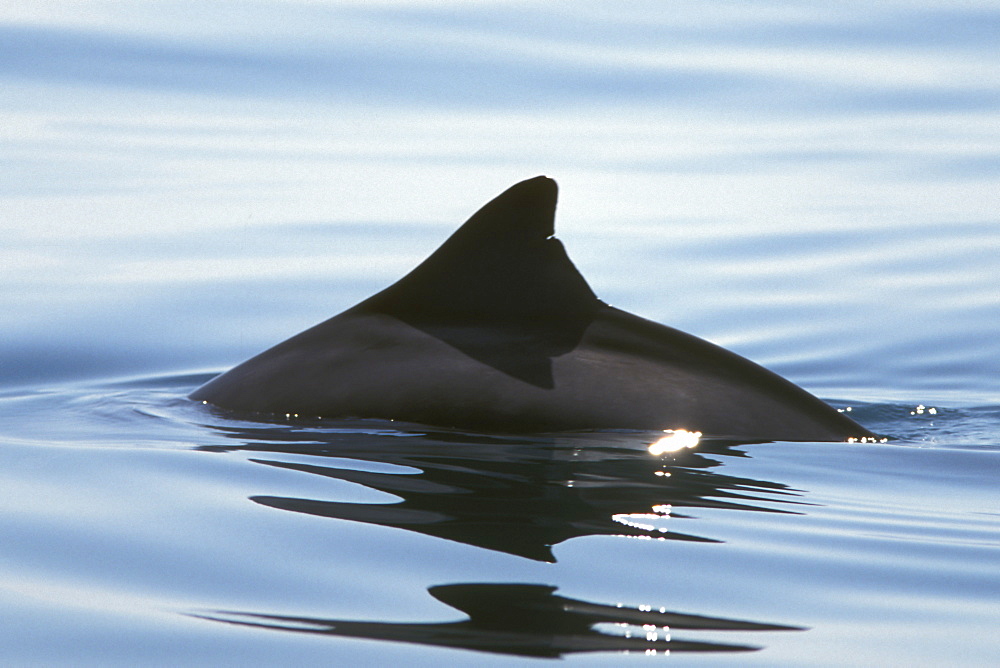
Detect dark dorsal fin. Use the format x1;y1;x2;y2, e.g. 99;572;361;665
361;176;598;322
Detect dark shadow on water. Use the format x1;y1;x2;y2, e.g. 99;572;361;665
193;420;810;656
192;582;804;658
197;421;811;562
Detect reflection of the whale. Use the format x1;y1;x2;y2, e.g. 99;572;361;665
193;582;803;658
199;421;809;562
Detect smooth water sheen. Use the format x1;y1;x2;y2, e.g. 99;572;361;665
2;2;998;665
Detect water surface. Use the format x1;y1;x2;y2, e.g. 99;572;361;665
2;2;998;665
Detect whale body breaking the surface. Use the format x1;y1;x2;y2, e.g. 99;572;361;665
191;176;874;441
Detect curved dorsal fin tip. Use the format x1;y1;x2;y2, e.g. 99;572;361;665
504;174;557;197
522;174;557;195
460;175;559;241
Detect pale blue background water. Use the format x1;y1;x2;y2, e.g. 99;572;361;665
1;2;998;665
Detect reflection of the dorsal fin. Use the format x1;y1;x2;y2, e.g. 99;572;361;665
250;495;558;562
429;583;803;632
192;581;802;658
252;459;454;495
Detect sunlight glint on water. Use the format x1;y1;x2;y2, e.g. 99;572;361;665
1;2;998;665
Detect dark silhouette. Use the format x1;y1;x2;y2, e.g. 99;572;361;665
200;424;811;562
191;176;874;440
193;582;803;658
193;420;808;656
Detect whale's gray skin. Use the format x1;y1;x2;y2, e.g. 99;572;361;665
191;176;875;441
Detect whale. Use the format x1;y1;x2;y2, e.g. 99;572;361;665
191;176;875;441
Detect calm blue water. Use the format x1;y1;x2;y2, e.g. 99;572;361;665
2;3;998;665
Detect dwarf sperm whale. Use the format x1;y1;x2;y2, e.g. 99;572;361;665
191;176;874;441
